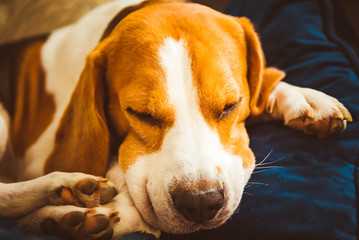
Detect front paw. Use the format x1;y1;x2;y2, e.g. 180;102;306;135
37;206;119;240
48;172;119;208
267;82;352;138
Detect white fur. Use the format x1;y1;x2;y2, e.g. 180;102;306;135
1;0;351;238
0;166;159;238
0;172;103;217
0;104;9;161
16;205;90;234
106;161;161;238
125;38;250;233
20;0;145;180
268;81;348;126
15;204;141;238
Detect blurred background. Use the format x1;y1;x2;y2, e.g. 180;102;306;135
0;0;358;45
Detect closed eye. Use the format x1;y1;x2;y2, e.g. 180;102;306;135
126;107;163;127
218;97;243;121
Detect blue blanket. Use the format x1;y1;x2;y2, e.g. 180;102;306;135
1;0;358;239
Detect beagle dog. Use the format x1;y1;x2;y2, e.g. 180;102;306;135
0;0;352;239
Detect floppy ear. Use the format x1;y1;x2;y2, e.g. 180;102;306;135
237;17;285;116
44;49;110;176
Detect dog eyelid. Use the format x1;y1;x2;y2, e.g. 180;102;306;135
126;107;163;128
218;97;243;121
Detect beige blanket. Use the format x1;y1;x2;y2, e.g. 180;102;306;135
0;0;230;45
0;0;112;44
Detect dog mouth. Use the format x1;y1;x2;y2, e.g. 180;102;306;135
143;183;232;234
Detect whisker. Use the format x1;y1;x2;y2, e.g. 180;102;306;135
247;181;269;186
252;168;282;174
255;149;273;167
255;165;282;169
243;192;254;197
256;159;282;166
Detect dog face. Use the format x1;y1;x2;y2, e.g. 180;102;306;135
106;4;257;233
45;1;283;234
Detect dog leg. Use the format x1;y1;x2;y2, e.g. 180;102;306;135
0;172;118;218
2;167;159;239
266;81;352;138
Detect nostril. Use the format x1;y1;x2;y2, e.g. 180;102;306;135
172;189;224;224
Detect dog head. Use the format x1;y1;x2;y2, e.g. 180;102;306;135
46;1;284;234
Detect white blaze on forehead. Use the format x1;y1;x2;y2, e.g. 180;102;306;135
157;37;241;176
158;38;195;117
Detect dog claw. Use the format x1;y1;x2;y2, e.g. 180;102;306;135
305;109;314;119
100;178;109;183
266;98;275;114
110;211;119;218
113;217;120;224
345;113;353;122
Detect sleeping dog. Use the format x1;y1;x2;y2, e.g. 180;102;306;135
0;0;352;239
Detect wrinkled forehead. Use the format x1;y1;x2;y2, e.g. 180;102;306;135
105;2;248;105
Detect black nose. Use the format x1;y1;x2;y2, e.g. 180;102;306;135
172;189;224;223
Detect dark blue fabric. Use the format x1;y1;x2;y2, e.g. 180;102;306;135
161;0;359;239
1;0;358;240
0;216;56;240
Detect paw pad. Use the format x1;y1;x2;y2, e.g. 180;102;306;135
55;186;76;205
100;186;119;205
41;210;116;240
61;211;86;228
77;178;98;196
51;178;119;208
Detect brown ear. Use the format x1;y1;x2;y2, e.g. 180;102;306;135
237;17;285;116
44;49;110;176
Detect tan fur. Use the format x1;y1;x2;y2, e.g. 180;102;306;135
44;49;110;176
236;17;285;116
12;41;56;158
42;2;283;173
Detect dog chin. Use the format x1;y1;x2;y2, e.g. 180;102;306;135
148;205;234;234
140;189;238;234
157;214;232;234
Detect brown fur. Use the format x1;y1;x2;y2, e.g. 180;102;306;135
44;49;110;176
43;1;284;174
28;1;284;177
236;17;284;117
12;40;56;157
